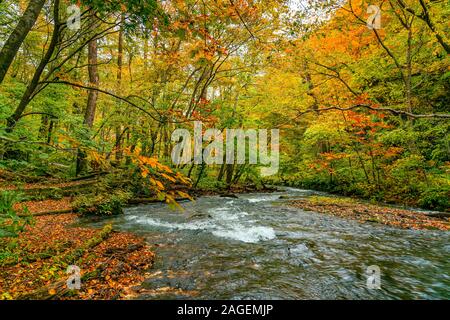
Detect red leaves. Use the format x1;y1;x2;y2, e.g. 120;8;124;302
345;109;392;150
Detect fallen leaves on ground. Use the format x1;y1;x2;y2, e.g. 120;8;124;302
0;213;155;300
289;197;449;231
13;197;73;214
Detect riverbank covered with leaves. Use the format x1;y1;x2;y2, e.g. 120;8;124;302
288;196;450;231
0;211;155;300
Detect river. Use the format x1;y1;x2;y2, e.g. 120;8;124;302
78;187;450;300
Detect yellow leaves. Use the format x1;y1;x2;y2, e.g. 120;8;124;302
165;193;183;211
155;180;165;191
141;168;150;178
176;172;192;186
0;292;13;300
124;144;191;206
156;192;165;201
48;288;56;295
57;134;80;147
161;173;176;183
138;155;159;168
195;48;215;61
86;149;109;170
150;178;165;191
177;191;193;201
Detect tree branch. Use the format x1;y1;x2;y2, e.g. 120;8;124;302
38;80;162;122
296;104;450;119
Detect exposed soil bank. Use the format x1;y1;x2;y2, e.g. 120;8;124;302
288;196;449;231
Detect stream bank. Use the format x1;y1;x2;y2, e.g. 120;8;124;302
287;196;449;231
78;187;450;300
0;213;155;300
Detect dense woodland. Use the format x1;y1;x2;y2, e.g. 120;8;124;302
0;0;449;222
0;0;449;300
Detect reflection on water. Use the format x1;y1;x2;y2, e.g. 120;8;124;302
78;188;450;300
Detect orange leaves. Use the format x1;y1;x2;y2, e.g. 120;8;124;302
155;180;165;191
345;108;392;139
176;190;191;199
320;152;347;161
383;147;404;159
141;168;150;178
313;152;348;175
161;173;176;183
137;155;159;168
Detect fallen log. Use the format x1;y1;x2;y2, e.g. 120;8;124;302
19;209;73;217
70;171;109;182
0;169;50;183
424;212;450;219
127;197;192;205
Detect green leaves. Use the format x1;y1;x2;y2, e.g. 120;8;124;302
0;191;33;238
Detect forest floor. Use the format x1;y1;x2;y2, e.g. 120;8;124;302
0;176;274;300
1;189;156;300
288;196;450;231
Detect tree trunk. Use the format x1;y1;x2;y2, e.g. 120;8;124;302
115;17;124;163
143;28;149;71
76;35;99;176
84;39;99;127
0;0;46;84
225;163;234;186
6;0;60;131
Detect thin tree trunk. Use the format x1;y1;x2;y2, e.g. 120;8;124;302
76;34;99;175
6;0;60;131
143;28;149;72
225;163;234;186
217;158;226;181
84;39;99;127
115;16;124;163
193;163;206;188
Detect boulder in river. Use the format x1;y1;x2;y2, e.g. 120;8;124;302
187;213;212;220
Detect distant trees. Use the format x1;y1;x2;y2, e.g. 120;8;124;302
0;0;448;208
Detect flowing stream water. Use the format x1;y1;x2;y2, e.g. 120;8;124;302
78;187;450;300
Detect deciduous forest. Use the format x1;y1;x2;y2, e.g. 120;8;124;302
0;0;449;300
